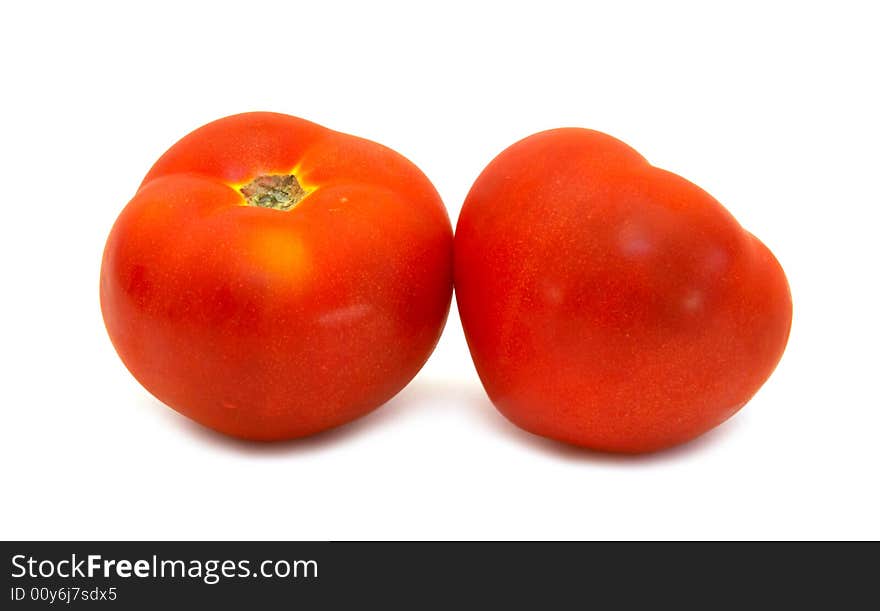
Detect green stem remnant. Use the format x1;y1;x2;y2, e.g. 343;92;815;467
240;174;307;211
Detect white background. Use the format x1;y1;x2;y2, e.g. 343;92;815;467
1;1;878;540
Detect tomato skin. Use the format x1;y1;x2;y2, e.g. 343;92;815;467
101;113;453;440
454;129;792;453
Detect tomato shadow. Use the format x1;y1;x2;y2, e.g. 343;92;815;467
480;403;749;465
143;392;418;457
446;383;749;465
145;379;745;462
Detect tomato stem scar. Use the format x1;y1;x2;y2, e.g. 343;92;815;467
240;174;307;211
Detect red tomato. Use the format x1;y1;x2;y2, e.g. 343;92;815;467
101;112;453;440
455;129;792;453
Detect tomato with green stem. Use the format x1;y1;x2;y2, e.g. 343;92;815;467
101;112;453;440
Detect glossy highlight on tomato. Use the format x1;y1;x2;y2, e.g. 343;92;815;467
101;112;453;440
454;128;792;453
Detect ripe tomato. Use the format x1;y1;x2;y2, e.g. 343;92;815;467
455;129;792;453
101;112;453;440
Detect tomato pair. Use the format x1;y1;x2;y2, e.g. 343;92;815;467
101;113;791;453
